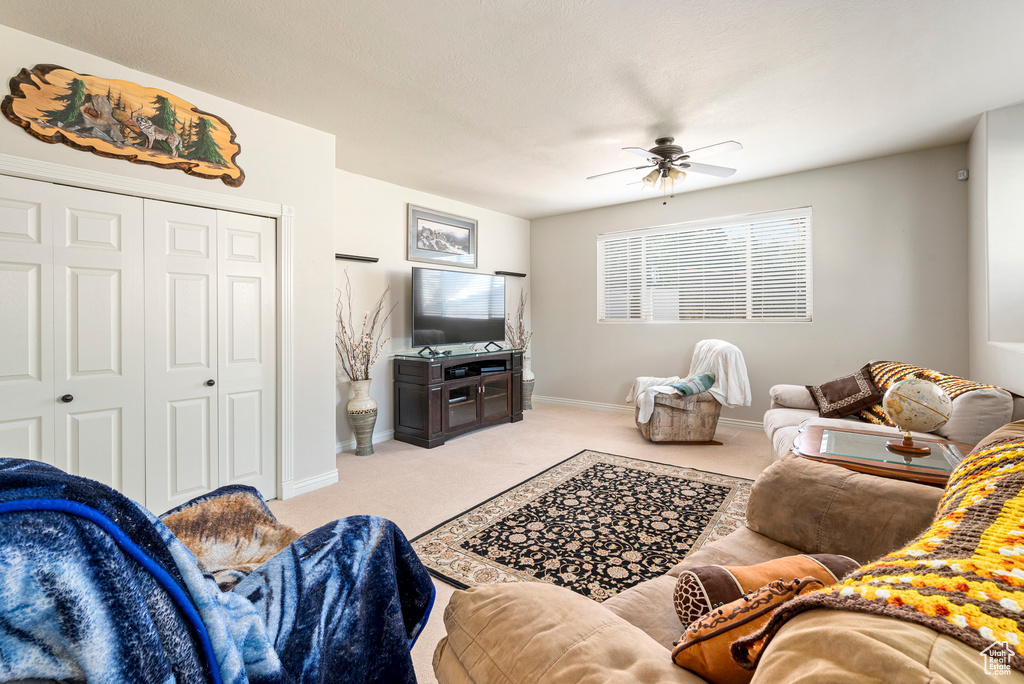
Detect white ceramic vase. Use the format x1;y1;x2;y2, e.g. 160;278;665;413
347;378;378;456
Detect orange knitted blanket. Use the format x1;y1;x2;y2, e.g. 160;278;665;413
735;434;1024;672
858;361;1001;427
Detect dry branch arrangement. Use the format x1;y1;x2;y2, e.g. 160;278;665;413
335;271;397;381
505;288;533;351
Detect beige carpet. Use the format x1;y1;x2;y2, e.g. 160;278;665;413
268;402;775;684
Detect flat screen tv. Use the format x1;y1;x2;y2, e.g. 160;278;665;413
412;267;505;347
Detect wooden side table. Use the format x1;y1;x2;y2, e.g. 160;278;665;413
793;425;973;487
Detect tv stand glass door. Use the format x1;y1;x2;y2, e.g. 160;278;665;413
482;375;510;419
446;379;480;430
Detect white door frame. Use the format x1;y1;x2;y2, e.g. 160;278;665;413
0;153;297;500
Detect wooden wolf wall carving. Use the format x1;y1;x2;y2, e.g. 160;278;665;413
2;64;244;187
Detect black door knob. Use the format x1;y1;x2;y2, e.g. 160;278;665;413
205;379;216;387
60;394;73;403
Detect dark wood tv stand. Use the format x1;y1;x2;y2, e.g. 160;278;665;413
393;349;523;448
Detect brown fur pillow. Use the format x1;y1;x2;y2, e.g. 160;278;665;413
161;488;300;590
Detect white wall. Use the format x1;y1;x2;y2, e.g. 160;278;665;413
0;25;338;490
531;145;970;423
968;105;1024;394
334;170;531;450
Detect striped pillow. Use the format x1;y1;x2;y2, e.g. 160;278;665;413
671;373;715;396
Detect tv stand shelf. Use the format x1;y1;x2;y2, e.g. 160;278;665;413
393;349;523;448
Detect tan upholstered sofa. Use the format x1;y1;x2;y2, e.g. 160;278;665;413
763;382;1023;461
433;429;1024;683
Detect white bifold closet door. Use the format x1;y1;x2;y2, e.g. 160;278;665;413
144;199;276;514
0;175;145;500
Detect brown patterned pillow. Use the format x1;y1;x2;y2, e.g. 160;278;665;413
806;364;881;418
673;554;858;627
672;576;827;682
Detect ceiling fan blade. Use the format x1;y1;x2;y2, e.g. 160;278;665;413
684;141;743;159
676;161;736;178
586;164;652;180
623;146;663;161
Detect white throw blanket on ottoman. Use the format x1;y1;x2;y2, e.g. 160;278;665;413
629;339;751;424
627;376;690;424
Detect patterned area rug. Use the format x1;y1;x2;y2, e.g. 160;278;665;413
411;450;751;601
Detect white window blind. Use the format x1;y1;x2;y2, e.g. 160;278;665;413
597;208;812;322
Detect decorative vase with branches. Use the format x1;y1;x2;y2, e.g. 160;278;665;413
505;288;533;353
505;288;535;408
335;271;396;455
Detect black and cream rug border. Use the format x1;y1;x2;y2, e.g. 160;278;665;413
411;449;752;601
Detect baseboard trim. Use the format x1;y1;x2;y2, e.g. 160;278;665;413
286;468;339;499
532;395;763;431
533;395;633;414
336;429;396;455
717;417;764;431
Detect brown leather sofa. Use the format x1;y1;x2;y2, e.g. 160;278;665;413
433;439;1024;682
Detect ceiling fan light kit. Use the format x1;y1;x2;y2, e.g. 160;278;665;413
663;167;685;191
588;137;741;193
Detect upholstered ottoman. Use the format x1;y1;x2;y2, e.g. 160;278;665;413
636;392;723;444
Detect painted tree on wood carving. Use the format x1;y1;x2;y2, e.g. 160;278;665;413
180;116;195;153
43;77;88;126
185;117;226;165
148;95;182;156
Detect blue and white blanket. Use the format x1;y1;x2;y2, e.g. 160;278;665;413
0;458;435;683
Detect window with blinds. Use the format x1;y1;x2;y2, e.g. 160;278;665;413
597;208;812;322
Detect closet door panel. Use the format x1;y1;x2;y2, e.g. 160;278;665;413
0;263;46;383
0;417;45;462
146;200;219;513
169;273;212;367
217;211;276;496
224;389;262;480
53;187;144;499
67;407;122;486
168;396;213;493
0;176;54;463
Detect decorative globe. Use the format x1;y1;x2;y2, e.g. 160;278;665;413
883;377;952;434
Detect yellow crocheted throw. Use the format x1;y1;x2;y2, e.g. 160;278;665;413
737;434;1024;672
858;360;1001;427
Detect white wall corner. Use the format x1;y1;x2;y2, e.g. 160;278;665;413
277;206;295;498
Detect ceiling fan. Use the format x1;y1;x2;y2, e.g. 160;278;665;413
587;137;742;191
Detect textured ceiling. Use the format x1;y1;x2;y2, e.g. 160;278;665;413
2;1;1024;219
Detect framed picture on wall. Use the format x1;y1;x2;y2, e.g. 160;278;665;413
407;204;477;269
